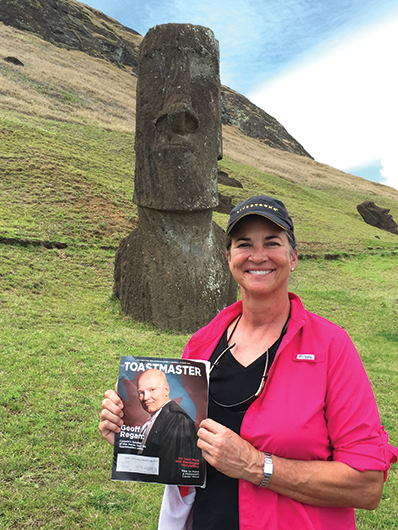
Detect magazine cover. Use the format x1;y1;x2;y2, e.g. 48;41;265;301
112;356;209;486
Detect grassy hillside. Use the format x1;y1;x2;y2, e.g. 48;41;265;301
1;21;397;530
2;22;398;254
1;112;136;247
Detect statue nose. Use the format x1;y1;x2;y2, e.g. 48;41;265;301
155;110;199;135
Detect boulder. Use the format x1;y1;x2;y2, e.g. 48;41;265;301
217;170;243;188
357;201;398;235
214;193;234;214
4;56;24;66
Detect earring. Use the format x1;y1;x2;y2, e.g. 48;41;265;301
291;268;294;271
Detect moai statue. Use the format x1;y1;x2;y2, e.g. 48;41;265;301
113;24;237;332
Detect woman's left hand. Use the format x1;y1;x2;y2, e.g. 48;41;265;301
197;418;263;484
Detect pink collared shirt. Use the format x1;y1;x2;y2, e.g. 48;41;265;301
180;293;398;530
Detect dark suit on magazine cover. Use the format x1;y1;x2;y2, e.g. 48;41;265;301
142;400;202;484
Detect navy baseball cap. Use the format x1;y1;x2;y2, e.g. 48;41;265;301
226;196;294;235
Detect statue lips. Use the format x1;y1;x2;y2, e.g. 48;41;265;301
154;137;196;153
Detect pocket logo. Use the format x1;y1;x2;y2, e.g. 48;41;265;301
296;354;315;361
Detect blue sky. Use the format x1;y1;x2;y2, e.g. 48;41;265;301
82;0;398;190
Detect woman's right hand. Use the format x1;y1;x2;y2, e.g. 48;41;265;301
98;389;124;446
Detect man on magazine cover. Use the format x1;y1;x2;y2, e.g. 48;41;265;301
136;369;202;484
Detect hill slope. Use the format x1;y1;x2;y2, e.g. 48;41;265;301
1;20;398;255
0;0;312;158
0;0;142;69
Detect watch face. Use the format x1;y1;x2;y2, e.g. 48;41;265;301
263;464;273;475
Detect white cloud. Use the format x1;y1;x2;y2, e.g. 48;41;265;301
380;144;398;190
248;15;398;190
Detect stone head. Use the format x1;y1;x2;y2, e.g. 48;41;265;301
133;23;222;211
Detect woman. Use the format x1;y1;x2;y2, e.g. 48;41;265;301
99;195;397;530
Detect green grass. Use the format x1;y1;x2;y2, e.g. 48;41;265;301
0;244;189;529
0;111;137;246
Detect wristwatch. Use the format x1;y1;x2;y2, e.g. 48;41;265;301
259;453;273;487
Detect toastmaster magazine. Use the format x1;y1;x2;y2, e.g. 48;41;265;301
112;356;209;486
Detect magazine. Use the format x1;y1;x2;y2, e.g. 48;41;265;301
112;356;209;486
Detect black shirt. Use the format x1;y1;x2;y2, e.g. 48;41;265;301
192;322;286;530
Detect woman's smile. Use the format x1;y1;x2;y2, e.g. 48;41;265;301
246;269;273;275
